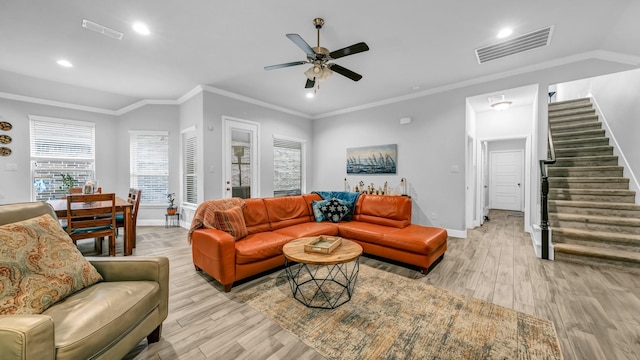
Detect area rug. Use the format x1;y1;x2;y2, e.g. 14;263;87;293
236;264;562;360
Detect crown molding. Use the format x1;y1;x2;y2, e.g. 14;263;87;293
0;92;117;115
200;85;312;119
310;50;640;119
2;50;638;119
114;99;179;116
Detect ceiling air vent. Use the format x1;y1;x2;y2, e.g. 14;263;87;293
81;19;124;40
475;26;553;64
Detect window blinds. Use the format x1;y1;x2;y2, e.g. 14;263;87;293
273;137;303;197
129;131;169;204
182;132;197;204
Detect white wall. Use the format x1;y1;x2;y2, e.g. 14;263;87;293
476;105;533;139
201;91;312;201
117;104;180;224
0;98;117;204
312;58;634;236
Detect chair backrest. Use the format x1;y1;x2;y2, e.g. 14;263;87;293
66;193;117;241
128;188;142;225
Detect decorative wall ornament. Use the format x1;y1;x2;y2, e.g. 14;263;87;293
346;144;397;174
0;121;12;131
0;147;11;156
0;134;11;144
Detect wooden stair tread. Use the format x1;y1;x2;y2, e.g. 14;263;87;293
550;212;640;226
554;243;640;262
552;227;640;242
548;200;640;210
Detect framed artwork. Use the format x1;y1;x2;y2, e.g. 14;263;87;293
346;144;397;174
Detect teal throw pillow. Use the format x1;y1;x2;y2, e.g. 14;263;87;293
312;199;330;222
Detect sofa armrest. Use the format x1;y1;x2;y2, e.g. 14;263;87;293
191;228;236;287
87;256;169;321
0;315;55;360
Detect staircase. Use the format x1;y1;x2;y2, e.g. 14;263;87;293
547;98;640;272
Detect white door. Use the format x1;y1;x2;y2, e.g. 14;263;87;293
490;150;523;211
222;117;260;199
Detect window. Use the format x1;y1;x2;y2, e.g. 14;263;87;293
182;130;197;205
129;131;169;204
273;136;305;197
30;116;95;201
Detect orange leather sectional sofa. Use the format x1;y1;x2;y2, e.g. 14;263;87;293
191;193;448;291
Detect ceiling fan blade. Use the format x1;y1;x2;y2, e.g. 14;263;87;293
264;61;307;71
329;42;369;59
305;78;315;88
328;64;363;81
286;34;315;56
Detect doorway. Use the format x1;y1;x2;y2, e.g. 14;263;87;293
222;117;260;199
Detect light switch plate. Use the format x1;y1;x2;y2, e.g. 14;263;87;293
5;163;17;171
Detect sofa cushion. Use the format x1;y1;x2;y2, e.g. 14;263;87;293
210;206;248;240
320;198;351;223
235;232;294;264
264;196;312;230
353;195;411;228
381;224;448;254
337;221;387;243
43;281;159;360
0;214;103;315
274;222;340;238
243;198;271;234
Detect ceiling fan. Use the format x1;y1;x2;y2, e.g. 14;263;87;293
264;18;369;90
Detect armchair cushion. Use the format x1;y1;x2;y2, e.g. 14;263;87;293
0;214;102;315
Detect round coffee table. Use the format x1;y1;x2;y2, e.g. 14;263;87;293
283;237;363;309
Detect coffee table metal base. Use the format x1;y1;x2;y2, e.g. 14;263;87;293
284;258;360;309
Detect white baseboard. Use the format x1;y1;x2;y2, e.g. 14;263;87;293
446;228;467;238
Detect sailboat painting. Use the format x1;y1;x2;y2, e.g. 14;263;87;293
346;144;397;174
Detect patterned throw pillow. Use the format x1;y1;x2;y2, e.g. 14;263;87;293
211;206;249;240
320;198;351;223
0;214;103;315
312;199;330;222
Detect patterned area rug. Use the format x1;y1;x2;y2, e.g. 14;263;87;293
237;264;562;360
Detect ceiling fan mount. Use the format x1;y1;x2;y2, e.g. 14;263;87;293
264;17;370;90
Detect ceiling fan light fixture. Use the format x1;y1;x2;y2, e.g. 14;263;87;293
305;65;332;81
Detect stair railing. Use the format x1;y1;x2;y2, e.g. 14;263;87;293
539;128;556;259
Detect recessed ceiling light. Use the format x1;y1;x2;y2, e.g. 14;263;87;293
497;28;513;39
56;59;73;68
132;22;150;35
306;92;314;99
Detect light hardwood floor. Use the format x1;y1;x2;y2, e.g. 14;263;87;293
103;209;640;360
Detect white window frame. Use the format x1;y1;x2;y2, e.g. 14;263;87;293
129;130;169;206
29;115;95;201
273;134;306;197
181;126;198;207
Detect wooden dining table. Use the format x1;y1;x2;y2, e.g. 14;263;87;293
47;196;135;256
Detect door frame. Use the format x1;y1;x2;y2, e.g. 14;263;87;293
222;116;260;198
475;135;531;233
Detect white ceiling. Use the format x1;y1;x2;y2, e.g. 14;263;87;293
1;1;639;117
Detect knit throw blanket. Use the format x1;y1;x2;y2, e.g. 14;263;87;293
188;197;246;243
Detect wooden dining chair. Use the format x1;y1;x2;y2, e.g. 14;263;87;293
116;188;141;249
66;193;118;256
